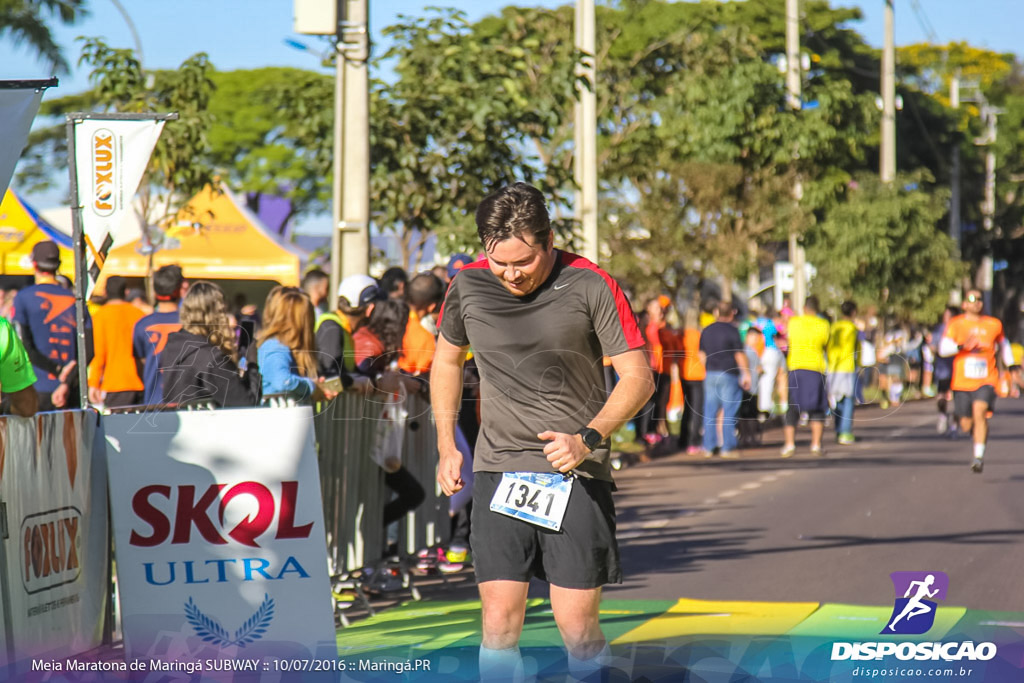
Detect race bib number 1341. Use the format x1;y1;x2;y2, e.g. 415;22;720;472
490;472;573;531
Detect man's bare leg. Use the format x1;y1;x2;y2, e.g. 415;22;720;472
551;585;608;680
479;580;529;682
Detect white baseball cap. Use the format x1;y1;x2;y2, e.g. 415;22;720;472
337;274;384;308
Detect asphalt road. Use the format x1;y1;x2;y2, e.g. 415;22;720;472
605;396;1024;612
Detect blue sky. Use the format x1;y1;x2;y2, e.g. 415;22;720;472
2;0;1021;221
3;1;1022;92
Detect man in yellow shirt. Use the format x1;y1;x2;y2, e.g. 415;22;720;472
827;301;859;445
781;296;831;457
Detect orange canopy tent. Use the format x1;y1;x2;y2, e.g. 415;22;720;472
98;184;302;287
0;189;75;278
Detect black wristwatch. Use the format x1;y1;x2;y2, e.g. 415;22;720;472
575;427;604;452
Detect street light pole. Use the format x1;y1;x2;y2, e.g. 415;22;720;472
880;0;896;183
786;0;806;314
575;0;598;264
330;17;345;299
339;0;370;281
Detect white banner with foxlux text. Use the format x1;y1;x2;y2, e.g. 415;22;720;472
0;87;45;198
0;411;109;665
73;118;164;294
104;407;337;667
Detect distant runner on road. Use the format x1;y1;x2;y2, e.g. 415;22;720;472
939;289;1019;474
432;182;653;682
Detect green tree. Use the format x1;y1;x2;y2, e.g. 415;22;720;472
0;0;89;74
806;173;963;323
208;67;333;233
369;8;582;266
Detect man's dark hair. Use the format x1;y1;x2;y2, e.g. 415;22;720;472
367;298;410;355
804;295;820;314
407;272;444;310
379;266;408;296
475;182;552;252
153;264;184;300
106;276;128;301
841;300;857;318
716;300;735;317
301;268;329;292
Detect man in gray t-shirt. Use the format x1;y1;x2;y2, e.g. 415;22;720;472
432;182;652;682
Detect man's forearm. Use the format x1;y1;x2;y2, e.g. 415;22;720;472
588;369;654;438
430;359;464;450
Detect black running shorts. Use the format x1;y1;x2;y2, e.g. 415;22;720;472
786;369;828;426
470;471;622;589
953;385;997;418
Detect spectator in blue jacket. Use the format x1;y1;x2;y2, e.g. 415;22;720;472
256;288;337;404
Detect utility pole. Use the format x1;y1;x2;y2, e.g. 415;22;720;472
979;105;997;312
785;0;806;314
880;0;896;183
338;0;370;285
949;73;961;260
575;0;599;264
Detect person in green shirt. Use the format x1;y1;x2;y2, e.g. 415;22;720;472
0;316;39;416
781;296;831;457
827;301;859;445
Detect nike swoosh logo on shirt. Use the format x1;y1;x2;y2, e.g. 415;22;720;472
554;283;569;290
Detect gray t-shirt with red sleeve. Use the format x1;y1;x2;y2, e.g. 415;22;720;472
438;250;644;482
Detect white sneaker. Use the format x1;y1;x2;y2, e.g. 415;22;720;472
936;414;948;434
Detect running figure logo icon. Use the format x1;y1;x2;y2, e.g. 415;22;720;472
882;571;949;635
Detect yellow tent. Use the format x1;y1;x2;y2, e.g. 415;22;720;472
99;184;302;287
0;190;75;278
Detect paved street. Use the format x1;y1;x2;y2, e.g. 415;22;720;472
609;397;1024;610
337;397;1024;680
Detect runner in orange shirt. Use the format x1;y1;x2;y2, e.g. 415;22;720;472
939;290;1020;474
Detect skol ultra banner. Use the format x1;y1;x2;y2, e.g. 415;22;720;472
0;86;46;198
0;411;109;665
72;118;164;293
104;407;337;669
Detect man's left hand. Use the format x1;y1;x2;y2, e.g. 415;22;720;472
539;431;589;473
51;383;69;409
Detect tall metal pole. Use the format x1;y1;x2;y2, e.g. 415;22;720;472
575;0;599;263
949;73;961;260
330;3;345;298
880;0;896;183
65;117;90;410
339;0;370;279
980;106;997;311
786;0;806;314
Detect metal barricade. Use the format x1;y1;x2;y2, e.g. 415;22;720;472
398;392;448;554
312;390;446;572
313;393;387;573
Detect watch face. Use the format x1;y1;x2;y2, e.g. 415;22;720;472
581;428;601;450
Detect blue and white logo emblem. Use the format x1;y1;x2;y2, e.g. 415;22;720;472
882;571;948;635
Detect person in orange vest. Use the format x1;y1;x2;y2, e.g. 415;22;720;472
88;275;145;408
641;295;678;446
676;307;706;454
939;289;1020;474
398;273;442;377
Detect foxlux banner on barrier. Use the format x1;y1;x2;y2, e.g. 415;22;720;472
72;118;164;295
0;411;108;664
104;407;337;666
